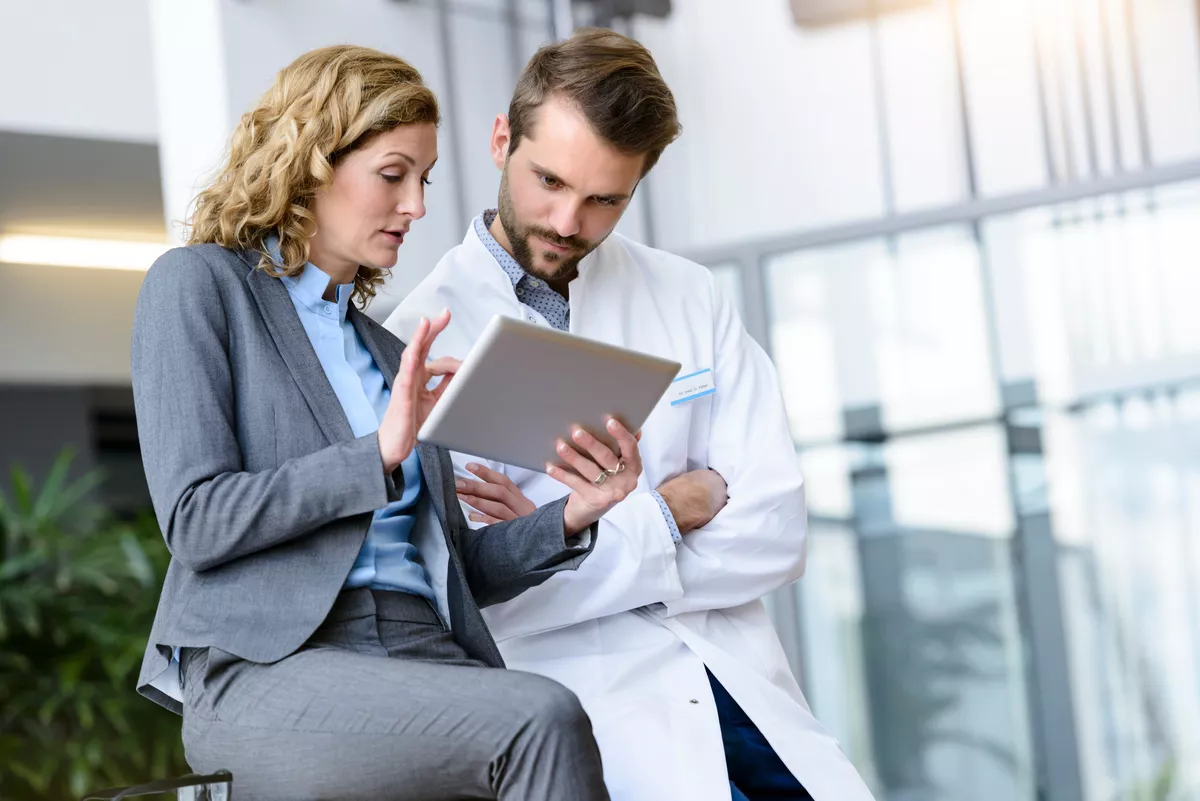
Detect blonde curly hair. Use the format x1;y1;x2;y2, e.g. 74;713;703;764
188;45;439;307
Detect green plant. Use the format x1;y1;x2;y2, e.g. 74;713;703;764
0;451;187;800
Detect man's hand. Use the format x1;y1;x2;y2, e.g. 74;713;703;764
656;469;728;535
551;419;644;538
456;463;536;524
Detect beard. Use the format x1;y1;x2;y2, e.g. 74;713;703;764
496;168;600;283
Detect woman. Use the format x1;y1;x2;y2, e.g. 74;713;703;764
131;45;638;800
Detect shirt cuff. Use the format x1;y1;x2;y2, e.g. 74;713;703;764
650;490;683;544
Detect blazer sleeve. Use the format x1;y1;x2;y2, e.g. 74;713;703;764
437;448;597;607
131;247;397;572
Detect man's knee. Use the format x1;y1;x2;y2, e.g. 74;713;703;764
508;672;591;736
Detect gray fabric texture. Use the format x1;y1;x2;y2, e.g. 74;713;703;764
181;588;609;800
131;244;596;712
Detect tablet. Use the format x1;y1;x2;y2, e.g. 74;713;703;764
418;315;682;473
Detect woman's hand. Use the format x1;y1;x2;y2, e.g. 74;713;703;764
550;419;643;537
378;310;460;473
456;463;537;524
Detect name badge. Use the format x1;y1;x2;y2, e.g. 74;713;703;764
670;368;716;406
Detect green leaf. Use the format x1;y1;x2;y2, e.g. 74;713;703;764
120;531;156;587
0;449;188;799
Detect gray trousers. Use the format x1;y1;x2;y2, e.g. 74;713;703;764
180;588;610;801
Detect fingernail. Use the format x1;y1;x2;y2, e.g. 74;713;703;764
467;463;480;472
546;464;557;474
455;479;465;489
607;419;619;431
558;441;569;453
573;429;585;439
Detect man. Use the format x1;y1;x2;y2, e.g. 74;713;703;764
385;28;876;801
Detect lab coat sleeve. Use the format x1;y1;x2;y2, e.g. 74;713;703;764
662;279;808;617
453;455;686;641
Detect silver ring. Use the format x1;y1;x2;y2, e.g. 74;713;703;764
592;470;609;486
605;459;626;477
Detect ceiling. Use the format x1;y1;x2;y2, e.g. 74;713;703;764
0;130;165;241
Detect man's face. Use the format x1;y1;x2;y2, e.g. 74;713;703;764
490;95;645;282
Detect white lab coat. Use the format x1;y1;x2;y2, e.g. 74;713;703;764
386;224;875;801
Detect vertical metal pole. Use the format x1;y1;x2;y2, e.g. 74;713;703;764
1071;0;1101;178
867;4;898;220
550;0;574;40
505;0;524;83
436;0;471;227
1123;0;1153;169
1098;0;1126;173
950;3;1085;799
948;0;979;200
1032;4;1062;185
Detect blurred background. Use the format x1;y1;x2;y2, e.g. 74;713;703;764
3;0;1200;799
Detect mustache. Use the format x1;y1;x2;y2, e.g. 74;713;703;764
527;228;587;250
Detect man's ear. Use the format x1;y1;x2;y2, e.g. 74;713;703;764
490;114;512;170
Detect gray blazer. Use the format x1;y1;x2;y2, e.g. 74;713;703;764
131;244;594;713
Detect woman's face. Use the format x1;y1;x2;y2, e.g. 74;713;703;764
308;123;439;279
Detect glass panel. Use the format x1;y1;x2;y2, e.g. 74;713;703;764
706;262;745;318
795;430;1035;801
1042;391;1200;800
766;226;999;442
798;517;879;787
957;0;1050;194
1131;0;1200;164
982;180;1200;407
877;4;970;211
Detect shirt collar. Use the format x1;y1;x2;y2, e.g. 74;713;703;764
266;235;353;324
475;209;527;290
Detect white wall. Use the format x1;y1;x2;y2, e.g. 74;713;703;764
634;2;887;254
0;263;143;384
0;0;158;142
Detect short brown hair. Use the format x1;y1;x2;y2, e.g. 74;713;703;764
507;28;680;176
189;45;439;307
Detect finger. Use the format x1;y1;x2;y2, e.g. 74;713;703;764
407;316;431;355
458;494;519;520
428;307;452;338
425;356;461;376
465;462;520;491
545;462;594;495
429;373;455;402
455;478;512;503
570;427;620;472
419;308;452;364
554;438;605;483
605;418;640;465
468;511;503;525
400;317;430;388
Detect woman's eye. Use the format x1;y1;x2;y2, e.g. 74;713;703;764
381;173;402;183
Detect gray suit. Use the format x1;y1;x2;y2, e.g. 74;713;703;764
131;244;608;800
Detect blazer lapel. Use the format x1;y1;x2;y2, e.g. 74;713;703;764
244;256;354;445
350;308;453;534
